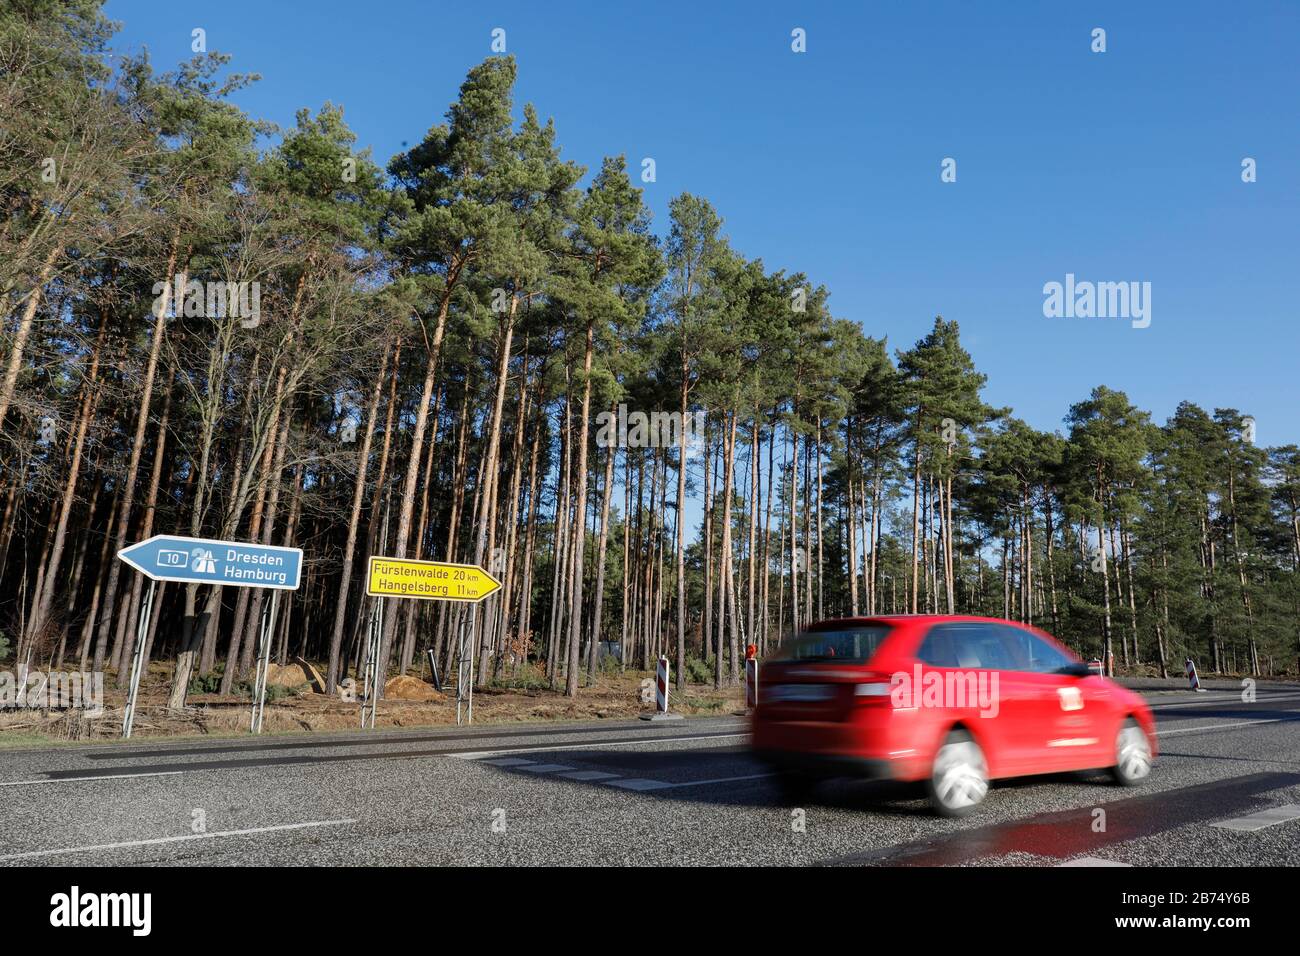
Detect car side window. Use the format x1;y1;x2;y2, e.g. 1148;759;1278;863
918;623;1028;670
995;625;1073;673
917;625;960;667
1023;631;1074;673
979;625;1029;670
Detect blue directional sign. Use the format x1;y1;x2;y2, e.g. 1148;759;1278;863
117;534;302;590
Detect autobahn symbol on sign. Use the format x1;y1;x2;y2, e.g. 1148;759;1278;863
365;557;501;602
117;534;302;590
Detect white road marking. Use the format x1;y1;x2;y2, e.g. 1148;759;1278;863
456;712;1299;798
479;758;535;767
644;772;777;790
1058;857;1132;867
517;764;572;774
605;778;674;791
0;818;357;863
1156;717;1298;737
558;770;619;781
1152;692;1300;709
499;763;774;790
0;771;184;787
451;731;748;760
1210;805;1300;832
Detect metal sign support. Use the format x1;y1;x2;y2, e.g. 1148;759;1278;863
121;579;157;739
250;589;280;734
455;608;470;726
466;603;479;724
360;598;384;728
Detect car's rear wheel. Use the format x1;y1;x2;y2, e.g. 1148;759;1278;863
1111;718;1153;785
926;729;989;817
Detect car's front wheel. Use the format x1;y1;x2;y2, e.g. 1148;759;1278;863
1111;718;1153;785
926;729;989;817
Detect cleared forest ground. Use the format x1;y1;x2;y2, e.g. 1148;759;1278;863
0;664;746;747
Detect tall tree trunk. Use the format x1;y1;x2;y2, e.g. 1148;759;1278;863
675;367;689;689
588;408;618;678
702;419;714;657
25;303;108;643
0;242;63;430
815;419;824;621
909;440;921;614
789;425;800;634
93;244;181;675
515;389;544;668
847;424;859;616
326;335;392;691
375;280;460;693
547;387;572;682
746;415;761;644
113;375;173;686
716;409;739;685
564;321;593;697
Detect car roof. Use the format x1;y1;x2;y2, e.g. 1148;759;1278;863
808;614;1026;627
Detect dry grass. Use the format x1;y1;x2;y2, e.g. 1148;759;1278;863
0;661;746;748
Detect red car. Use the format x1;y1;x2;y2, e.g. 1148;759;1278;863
751;615;1157;816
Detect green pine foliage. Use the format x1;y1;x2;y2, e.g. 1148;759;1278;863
2;2;1296;701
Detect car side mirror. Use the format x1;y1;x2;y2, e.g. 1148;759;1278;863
1056;662;1095;678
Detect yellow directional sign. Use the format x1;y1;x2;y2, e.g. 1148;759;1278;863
366;557;502;602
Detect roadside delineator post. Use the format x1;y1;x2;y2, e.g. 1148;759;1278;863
426;648;442;692
640;655;683;722
744;643;758;713
1185;657;1205;692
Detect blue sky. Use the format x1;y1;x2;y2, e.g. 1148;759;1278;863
104;0;1300;446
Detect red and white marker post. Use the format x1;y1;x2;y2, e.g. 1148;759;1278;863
744;643;758;713
640;655;683;721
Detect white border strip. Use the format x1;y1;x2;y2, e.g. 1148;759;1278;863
452;732;749;759
1156;717;1297;736
0;818;356;862
0;771;184;787
1210;805;1300;832
647;772;776;790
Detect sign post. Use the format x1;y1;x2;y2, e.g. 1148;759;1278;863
461;605;475;726
116;534;302;738
121;579;157;738
360;598;384;728
249;590;281;734
365;556;501;727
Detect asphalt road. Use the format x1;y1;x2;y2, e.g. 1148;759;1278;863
2;683;1299;866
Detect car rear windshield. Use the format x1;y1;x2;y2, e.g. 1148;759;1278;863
771;624;894;664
